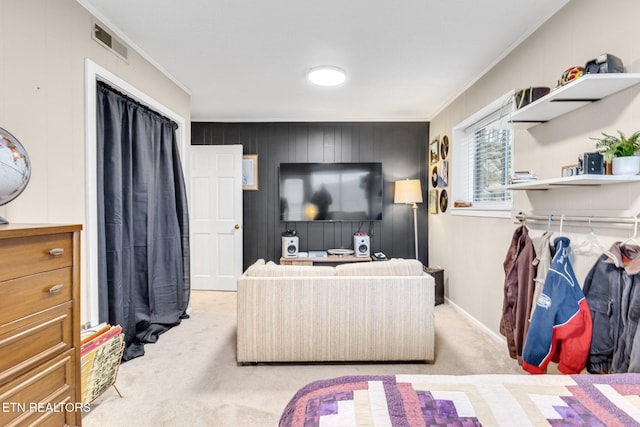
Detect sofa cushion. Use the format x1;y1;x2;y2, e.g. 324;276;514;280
245;260;335;277
335;259;424;276
244;258;266;275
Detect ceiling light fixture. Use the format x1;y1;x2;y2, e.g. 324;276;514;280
307;66;346;86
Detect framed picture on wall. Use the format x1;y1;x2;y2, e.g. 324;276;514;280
437;159;448;187
242;154;258;190
429;138;440;165
429;189;438;214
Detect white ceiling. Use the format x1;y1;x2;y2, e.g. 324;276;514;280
79;0;569;122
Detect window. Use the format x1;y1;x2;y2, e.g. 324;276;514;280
452;91;514;217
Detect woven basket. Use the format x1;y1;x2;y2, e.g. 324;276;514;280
81;333;125;404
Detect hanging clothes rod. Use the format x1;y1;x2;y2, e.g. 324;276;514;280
515;212;640;226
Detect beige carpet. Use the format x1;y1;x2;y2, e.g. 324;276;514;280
83;290;524;427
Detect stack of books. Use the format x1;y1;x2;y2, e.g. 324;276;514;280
80;323;125;404
510;170;537;184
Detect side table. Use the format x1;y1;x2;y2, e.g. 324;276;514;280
423;267;444;305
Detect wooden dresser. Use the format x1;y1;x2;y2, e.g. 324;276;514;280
0;224;83;427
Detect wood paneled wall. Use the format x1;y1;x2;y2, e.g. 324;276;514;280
191;122;429;269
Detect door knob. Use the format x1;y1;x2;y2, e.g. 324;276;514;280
234;224;240;229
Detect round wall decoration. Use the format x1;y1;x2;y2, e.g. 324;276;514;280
440;135;449;160
439;189;448;213
431;166;438;188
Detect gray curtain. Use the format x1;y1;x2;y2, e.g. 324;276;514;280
96;81;190;361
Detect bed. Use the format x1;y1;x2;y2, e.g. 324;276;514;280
279;374;640;426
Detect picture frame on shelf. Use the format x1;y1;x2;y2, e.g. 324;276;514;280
242;154;259;191
561;164;580;177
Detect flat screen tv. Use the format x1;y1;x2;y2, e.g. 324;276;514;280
279;162;383;222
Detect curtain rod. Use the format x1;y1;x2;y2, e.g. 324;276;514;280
515;212;640;226
97;80;178;129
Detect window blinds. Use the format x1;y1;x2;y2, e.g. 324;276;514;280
472;127;512;202
455;100;513;208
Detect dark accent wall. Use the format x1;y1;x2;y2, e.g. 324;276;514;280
191;122;430;270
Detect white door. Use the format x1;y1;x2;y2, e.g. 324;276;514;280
190;145;243;291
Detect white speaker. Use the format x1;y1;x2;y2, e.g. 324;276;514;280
282;236;299;258
354;235;370;258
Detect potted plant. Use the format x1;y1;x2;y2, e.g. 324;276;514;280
592;130;640;175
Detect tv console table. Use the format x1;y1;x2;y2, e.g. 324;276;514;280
280;255;371;266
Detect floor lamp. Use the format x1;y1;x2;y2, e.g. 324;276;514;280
394;179;423;259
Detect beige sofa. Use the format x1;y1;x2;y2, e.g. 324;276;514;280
236;259;435;363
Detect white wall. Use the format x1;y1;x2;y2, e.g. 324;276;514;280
429;0;640;340
0;0;191;322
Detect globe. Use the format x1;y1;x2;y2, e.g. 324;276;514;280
0;128;31;224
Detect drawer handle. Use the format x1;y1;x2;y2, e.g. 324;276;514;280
49;248;65;256
48;284;64;293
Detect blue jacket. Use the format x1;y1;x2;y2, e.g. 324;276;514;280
522;237;593;374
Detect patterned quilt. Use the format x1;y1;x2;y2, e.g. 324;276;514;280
279;374;640;426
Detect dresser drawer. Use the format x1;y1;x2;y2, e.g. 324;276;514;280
0;304;72;387
0;268;73;325
0;349;77;427
0;233;73;282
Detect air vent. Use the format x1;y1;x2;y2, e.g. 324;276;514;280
92;23;128;61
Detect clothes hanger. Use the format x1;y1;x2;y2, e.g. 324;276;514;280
621;215;640;247
558;214;566;236
544;214;553;235
519;212;527;228
573;218;607;256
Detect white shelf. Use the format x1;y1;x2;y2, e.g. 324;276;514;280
510;73;640;127
497;174;640;190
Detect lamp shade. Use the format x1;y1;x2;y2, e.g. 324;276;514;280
394;179;423;204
